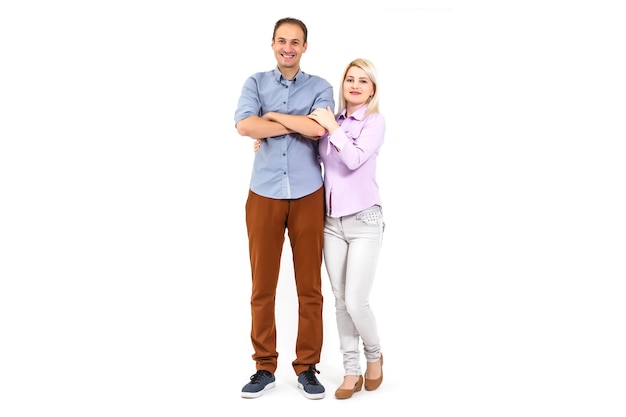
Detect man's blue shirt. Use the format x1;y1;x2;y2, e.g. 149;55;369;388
235;67;334;199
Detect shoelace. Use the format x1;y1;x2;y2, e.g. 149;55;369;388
249;370;270;384
301;367;321;385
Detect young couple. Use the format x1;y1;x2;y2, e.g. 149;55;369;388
234;17;385;400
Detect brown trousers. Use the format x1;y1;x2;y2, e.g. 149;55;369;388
245;187;325;375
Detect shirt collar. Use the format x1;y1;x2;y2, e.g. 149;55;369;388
339;104;368;121
273;67;303;84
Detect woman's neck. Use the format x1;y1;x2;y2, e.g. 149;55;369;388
345;103;365;117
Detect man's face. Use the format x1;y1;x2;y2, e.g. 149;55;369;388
271;23;307;70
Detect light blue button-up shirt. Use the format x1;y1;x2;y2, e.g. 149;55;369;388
235;67;334;199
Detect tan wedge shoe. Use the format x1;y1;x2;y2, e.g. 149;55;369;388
364;353;383;391
335;375;363;399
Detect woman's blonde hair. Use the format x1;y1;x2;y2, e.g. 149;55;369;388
337;58;380;117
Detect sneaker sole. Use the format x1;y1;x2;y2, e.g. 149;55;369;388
241;381;276;399
297;383;325;400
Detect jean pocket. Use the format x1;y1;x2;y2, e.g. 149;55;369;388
355;206;383;225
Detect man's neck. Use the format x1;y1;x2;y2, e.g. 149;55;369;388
279;66;299;81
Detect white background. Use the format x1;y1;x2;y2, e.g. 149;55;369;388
1;1;625;416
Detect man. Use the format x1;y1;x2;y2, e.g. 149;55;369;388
234;17;334;400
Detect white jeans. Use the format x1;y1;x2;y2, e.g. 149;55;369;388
323;205;384;376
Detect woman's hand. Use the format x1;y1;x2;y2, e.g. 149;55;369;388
308;107;338;132
253;138;264;153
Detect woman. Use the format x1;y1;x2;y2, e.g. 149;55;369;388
308;58;386;400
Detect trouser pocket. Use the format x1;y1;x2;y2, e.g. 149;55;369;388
355;205;383;225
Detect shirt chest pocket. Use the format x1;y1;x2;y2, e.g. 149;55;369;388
343;125;365;143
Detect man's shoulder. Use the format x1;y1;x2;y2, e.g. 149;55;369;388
299;71;332;86
247;69;275;79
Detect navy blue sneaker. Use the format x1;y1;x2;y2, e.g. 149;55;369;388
297;366;325;399
241;370;276;398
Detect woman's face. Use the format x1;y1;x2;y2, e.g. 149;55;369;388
343;66;374;108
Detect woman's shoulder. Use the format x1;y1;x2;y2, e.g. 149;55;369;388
365;111;386;125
